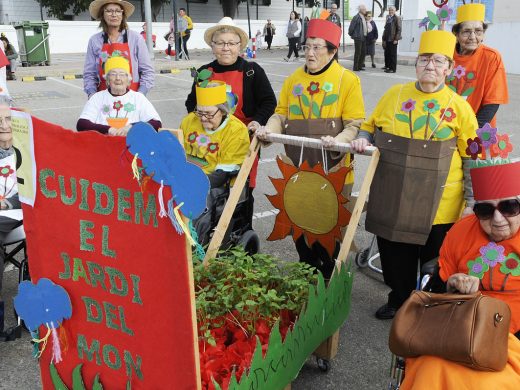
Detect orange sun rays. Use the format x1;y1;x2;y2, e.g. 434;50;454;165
266;157;352;257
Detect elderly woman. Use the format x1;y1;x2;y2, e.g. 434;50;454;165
77;57;161;136
0;36;17;80
351;30;478;320
254;18;365;278
448;3;508;127
181;81;250;189
400;160;520;389
83;0;154;98
0;97;22;340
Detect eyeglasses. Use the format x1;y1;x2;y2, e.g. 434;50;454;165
473;199;520;220
212;41;241;49
108;72;128;79
194;109;220;119
460;29;484;38
104;9;123;15
302;44;328;52
416;56;448;68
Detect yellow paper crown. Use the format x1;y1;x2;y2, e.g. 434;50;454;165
456;3;485;23
105;56;130;75
419;30;457;59
195;81;227;106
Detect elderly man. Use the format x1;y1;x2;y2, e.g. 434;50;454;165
351;29;478;319
348;4;368;71
382;6;402;73
77;56;161;136
327;3;342;27
0;96;22;341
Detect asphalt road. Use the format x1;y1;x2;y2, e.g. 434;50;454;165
0;48;519;390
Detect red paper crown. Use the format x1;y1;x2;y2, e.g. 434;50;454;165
471;161;520;201
306;19;342;48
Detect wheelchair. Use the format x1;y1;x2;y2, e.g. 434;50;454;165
193;176;260;256
1;222;28;341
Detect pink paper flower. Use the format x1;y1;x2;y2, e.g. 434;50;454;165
401;99;416;112
452;65;466;80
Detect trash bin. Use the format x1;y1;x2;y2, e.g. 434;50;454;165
14;21;50;66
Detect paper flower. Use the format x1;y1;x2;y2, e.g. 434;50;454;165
207;143;219;153
452;65;466;80
423;99;440;114
102;104;111;115
124;102;135;113
479;242;506;267
307;82;320;95
490;133;513;159
322;82;333;93
100;51;109;61
401;99;416;112
418;17;429;28
112;50;122;58
500;254;520;276
466;137;482;160
440;107;456;122
292;83;304;97
113;100;123;111
477;123;498;148
467;257;489;279
436;5;453;22
0;165;14;178
464;71;476;81
187;131;198;144
197;134;210;147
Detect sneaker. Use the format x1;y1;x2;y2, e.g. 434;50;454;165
375;303;397;320
164;55;171;60
372;64;376;68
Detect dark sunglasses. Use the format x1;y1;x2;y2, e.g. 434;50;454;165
473;199;520;220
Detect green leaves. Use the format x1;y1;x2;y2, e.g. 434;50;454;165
311;101;320;118
198;68;212;81
427;10;441;26
50;363;69;390
322;94;338;106
433;127;452;139
461;86;475;97
301;94;310;107
395;113;410;124
289;104;303;116
413;115;428;132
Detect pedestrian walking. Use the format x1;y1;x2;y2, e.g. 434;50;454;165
263;19;276;50
382;6;402;73
348;4;368;71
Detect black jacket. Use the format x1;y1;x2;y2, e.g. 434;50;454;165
185;57;277;125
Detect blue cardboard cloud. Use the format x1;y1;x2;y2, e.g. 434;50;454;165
14;278;72;332
126;122;209;219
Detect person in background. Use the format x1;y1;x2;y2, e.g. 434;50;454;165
140;22;156;48
165;14;175;59
301;16;310;52
255;29;264;50
0;97;23;341
78;57;161;136
177;8;193;60
84;0;154;98
284;11;301;62
448;2;508;128
365;12;378;68
263;19;276;50
327;3;342;27
382;6;402;73
348;4;368;72
0;36;17;80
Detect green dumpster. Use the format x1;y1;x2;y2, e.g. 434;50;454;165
14;21;50;66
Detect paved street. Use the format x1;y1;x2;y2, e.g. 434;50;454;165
0;47;519;389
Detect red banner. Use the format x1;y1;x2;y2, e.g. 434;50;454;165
22;117;200;389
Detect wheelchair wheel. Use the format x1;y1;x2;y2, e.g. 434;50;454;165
316;357;330;372
355;247;370;268
237;230;260;255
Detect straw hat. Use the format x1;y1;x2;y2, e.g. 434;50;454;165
204;17;249;51
89;0;135;20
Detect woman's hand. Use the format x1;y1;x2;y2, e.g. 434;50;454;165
350;138;371;153
108;125;131;137
254;126;270;141
247;121;261;135
321;135;337;148
447;273;480;294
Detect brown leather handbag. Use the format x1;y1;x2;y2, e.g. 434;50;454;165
389;291;511;371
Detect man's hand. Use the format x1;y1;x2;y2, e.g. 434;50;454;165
350;138;371;153
321;135;337;148
447;273;479;294
254;126;269;141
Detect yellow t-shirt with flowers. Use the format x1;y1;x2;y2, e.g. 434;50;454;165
276;60;365;183
180;113;250;175
361;82;478;224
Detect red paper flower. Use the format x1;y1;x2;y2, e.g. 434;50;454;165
187;131;198;143
112;100;123;111
207;142;219;153
0;165;14;178
440;107;457;122
466;137;482;160
307;81;320;95
490;133;513;158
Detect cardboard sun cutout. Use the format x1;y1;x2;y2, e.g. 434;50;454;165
266;158;352;256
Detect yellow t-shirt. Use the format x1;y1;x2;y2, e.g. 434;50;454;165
276;61;365;183
361;82;478;224
180;113;250;175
